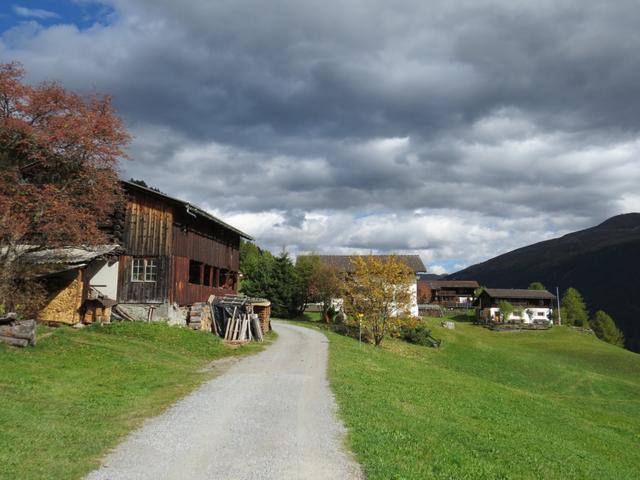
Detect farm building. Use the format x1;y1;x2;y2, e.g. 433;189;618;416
114;181;253;320
311;254;427;317
475;288;556;324
33;180;253;324
418;279;479;308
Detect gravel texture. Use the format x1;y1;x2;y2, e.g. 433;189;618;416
85;321;363;480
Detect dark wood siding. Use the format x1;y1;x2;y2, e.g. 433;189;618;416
117;255;169;303
478;291;553;309
123;192;173;256
172;226;239;271
417;280;433;303
118;192;173;303
118;186;243;305
171;256;236;305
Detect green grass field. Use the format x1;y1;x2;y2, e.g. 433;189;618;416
0;322;269;480
299;312;640;479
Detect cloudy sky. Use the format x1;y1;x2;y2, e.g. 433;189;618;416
2;1;640;273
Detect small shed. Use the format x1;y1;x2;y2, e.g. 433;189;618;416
21;245;121;325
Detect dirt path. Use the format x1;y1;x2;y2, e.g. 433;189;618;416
85;321;362;480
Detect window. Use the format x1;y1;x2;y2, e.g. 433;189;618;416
132;258;158;282
189;260;203;284
145;259;157;282
203;264;212;286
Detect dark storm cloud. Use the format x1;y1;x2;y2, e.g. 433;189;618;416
2;0;640;268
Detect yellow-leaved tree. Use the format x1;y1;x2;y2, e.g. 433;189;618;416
343;255;415;346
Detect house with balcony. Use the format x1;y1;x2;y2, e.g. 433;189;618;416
474;288;556;325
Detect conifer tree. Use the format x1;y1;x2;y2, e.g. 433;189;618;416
590;310;624;346
561;288;589;327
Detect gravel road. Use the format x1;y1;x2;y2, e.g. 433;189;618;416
86;321;363;480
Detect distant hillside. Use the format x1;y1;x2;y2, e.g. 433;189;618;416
449;213;640;352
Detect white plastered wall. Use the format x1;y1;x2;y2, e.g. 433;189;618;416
489;307;552;323
89;260;119;300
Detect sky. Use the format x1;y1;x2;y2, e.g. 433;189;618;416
2;1;640;274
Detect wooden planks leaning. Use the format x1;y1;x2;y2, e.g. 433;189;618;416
223;312;263;343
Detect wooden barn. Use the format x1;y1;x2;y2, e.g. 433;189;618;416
115;181;253;320
418;280;480;308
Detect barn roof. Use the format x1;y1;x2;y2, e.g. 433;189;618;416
312;254;426;273
482;288;556;300
427;280;480;289
122;180;253;240
20;245;122;277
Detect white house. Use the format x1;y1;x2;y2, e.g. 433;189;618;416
475;288;556;324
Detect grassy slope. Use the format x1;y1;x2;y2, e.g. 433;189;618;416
0;322;268;480
317;315;640;479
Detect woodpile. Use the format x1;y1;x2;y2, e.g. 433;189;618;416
188;296;217;333
83;295;116;325
212;295;271;336
0;313;36;347
38;272;84;324
252;303;271;334
185;295;270;343
188;303;209;331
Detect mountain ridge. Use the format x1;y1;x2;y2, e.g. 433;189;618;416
448;213;640;352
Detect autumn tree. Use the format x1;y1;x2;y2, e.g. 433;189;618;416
0;62;130;314
343;255;415;346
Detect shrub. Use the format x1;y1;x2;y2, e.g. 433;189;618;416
331;322;371;343
400;324;433;346
498;301;514;322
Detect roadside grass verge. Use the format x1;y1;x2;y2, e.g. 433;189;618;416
0;322;272;480
291;313;640;479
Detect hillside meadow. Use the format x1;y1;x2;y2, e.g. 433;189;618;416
298;313;640;479
0;322;271;480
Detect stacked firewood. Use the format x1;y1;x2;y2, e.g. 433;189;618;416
188;303;212;331
0;313;36;347
188;296;220;334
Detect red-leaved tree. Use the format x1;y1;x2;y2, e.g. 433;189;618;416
0;62;130;313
